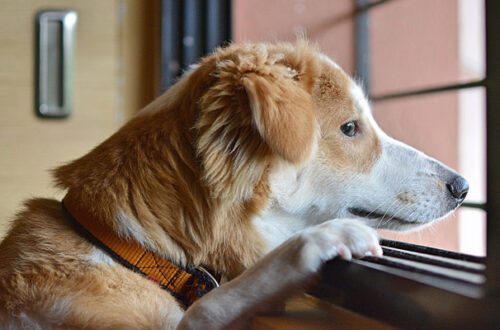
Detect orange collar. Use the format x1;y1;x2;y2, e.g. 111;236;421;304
62;192;219;307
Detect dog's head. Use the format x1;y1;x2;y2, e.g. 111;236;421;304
185;41;468;231
57;41;467;253
53;41;468;270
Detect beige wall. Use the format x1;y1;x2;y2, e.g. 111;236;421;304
0;0;157;237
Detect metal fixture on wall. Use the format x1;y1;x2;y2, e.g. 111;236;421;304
36;10;77;118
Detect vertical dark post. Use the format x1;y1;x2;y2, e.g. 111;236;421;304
161;0;182;92
206;0;232;54
486;0;500;296
182;0;205;69
355;0;371;96
161;0;231;91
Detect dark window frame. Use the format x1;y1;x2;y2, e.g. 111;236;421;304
160;0;231;91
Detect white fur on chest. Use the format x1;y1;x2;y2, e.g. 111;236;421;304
253;163;327;252
252;209;309;252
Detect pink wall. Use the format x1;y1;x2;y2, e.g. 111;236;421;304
370;0;459;95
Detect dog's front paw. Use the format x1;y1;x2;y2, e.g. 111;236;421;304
292;219;383;273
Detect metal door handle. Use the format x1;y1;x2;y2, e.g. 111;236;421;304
36;11;77;118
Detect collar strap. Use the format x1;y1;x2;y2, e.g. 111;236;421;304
62;193;219;307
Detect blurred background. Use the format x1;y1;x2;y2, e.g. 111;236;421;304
0;0;486;256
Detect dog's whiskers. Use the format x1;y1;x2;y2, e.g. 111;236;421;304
384;204;414;229
378;199;400;225
365;196;395;219
359;196;400;230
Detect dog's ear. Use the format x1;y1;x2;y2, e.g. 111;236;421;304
196;43;319;200
240;67;317;164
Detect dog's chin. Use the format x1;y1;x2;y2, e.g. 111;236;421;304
347;207;443;231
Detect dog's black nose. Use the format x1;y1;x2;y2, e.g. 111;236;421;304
446;176;469;203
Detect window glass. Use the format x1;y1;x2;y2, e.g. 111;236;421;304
369;0;485;97
232;0;356;73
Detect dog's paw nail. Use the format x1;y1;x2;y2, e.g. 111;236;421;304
372;245;383;257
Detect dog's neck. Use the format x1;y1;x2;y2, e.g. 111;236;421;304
53;59;299;277
252;210;307;252
55;111;269;277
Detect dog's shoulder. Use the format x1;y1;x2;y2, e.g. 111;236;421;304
0;198;184;328
0;198;95;280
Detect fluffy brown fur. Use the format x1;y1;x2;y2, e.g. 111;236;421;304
0;41;328;328
52;41;321;276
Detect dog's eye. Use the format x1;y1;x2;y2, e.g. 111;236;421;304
340;121;357;137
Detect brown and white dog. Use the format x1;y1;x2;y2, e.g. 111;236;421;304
0;41;468;329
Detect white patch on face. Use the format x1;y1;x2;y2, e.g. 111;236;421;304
344;86;464;229
349;135;461;230
349;84;370;114
255;78;464;241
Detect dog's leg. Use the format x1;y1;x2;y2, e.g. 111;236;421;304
177;219;382;329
